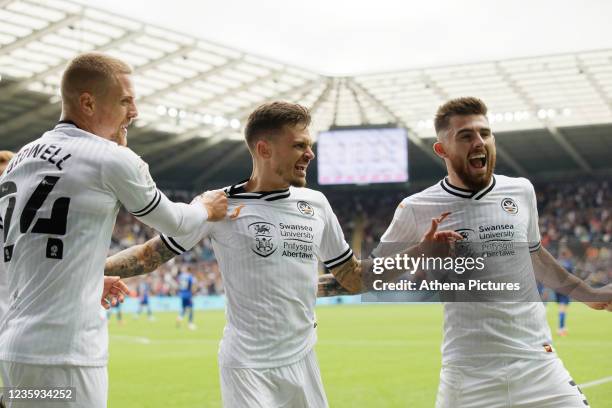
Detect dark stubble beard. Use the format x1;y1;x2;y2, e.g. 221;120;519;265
274;165;307;188
451;149;496;191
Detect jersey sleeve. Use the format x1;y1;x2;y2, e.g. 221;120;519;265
525;180;542;252
158;222;214;256
371;198;420;258
102;146;208;237
318;195;353;270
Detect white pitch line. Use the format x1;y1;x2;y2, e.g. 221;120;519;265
111;336;437;347
110;335;218;345
579;376;612;389
317;339;430;347
111;335;151;344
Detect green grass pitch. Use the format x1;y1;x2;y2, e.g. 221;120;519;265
108;303;611;407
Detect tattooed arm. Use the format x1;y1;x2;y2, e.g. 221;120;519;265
317;273;351;297
320;254;411;296
318;212;463;298
318;269;365;297
105;236;177;278
319;258;366;296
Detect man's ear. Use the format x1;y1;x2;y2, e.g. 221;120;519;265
255;139;272;159
433;141;447;159
79;92;96;117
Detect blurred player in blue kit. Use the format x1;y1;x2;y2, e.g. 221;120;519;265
177;268;196;330
136;276;154;321
555;248;574;336
107;301;123;326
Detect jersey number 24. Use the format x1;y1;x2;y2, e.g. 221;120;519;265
0;176;71;261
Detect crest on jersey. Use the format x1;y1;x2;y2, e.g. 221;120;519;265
501;197;518;215
454;229;477;259
297;201;314;216
248;222;277;257
455;228;475;241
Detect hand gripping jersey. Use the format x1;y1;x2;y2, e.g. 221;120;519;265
160;180;352;368
0;122;207;366
373;175;553;364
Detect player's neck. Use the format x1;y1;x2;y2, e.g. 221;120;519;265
60;113;98;137
245;172;289;192
446;172;470;190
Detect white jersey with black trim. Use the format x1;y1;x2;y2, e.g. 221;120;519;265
161;180;352;368
0;122;208;366
0;251;6;322
0;214;6;322
373;175;552;363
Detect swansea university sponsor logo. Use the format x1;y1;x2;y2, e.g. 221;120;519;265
279;223;315;260
501;197;518;214
297;201;314;216
248;222;277;258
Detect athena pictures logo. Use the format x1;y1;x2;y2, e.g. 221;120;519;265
297;201;314;216
501;197;518;215
248;222;278;258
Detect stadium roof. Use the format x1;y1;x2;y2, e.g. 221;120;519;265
1;0;611;189
82;0;612;76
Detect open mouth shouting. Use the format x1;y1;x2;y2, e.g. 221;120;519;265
295;163;308;177
468;152;487;171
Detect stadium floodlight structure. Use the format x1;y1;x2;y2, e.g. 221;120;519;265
2;0;612;187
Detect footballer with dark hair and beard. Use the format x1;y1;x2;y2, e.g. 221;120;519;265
318;96;612;407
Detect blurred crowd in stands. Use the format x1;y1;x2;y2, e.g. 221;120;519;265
111;179;611;296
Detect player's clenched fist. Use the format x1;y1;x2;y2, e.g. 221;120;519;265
198;189;228;221
584;283;612;312
101;276;129;310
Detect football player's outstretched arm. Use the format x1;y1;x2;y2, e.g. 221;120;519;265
530;247;612;311
320;212;462;297
105;236;176;279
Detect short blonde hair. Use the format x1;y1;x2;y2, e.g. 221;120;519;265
61;52;132;106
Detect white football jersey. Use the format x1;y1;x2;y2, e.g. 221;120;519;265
161;180;352;368
0;122;207;366
373;175;553;364
0;257;6;322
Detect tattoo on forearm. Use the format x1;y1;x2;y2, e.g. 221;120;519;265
104;236;176;278
327;256;366;295
317;273;354;297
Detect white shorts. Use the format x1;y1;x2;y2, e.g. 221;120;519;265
220;349;328;408
0;361;107;408
436;356;589;408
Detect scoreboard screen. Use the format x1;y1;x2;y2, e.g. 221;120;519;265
317;127;408;185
